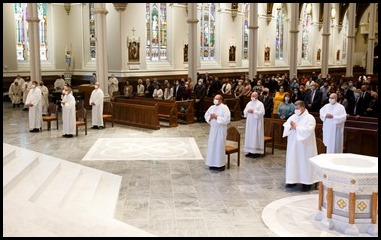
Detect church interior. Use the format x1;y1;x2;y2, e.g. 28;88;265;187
3;3;378;237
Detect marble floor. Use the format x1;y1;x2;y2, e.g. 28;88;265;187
3;102;323;237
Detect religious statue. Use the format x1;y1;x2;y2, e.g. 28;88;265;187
229;45;236;62
265;47;270;62
65;44;72;70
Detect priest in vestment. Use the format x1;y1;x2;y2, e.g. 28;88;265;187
89;82;104;129
61;86;76;137
25;81;42;132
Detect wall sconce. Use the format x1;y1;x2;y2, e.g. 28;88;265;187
64;3;71;15
306;3;312;16
331;6;336;20
231;3;238;21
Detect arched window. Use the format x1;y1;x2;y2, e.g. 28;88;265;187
14;3;48;61
275;4;284;60
341;16;348;60
242;3;249;60
301;4;312;60
146;3;167;61
89;3;96;60
200;3;216;61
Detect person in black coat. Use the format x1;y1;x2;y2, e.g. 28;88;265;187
258;88;274;118
304;82;322;113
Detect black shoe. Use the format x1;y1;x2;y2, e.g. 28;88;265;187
66;134;73;138
301;184;311;192
62;134;67;137
91;126;99;129
286;184;297;188
245;153;253;157
217;166;226;171
22;108;28;111
29;128;39;133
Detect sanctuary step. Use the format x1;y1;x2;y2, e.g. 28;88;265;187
2;143;155;237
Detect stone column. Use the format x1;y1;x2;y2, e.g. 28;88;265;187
26;3;41;84
187;3;198;84
366;3;376;75
248;3;258;79
289;3;299;78
94;3;109;99
321;3;331;78
345;3;356;77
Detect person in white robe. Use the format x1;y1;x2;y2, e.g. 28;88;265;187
25;81;42;132
319;93;347;153
9;81;22;107
54;75;66;91
22;78;33;110
39;81;50;115
89;82;104;129
244;92;265;158
108;74;119;97
61;86;76;137
204;94;231;171
282;100;319;192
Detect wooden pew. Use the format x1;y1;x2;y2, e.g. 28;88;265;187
176;100;195;124
111;101;160;130
114;97;178;127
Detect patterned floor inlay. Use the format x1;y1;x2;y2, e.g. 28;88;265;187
82;137;204;161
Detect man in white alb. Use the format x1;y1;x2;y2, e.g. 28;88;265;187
25;81;42;132
89;82;104;129
243;91;265;158
282;100;319;192
108;74;119;97
204;94;231;171
61;85;76;137
319;93;347;153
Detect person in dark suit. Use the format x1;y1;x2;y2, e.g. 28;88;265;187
175;79;186;101
258;87;274;118
348;89;367;116
144;78;155;98
193;79;207;122
304;82;322;113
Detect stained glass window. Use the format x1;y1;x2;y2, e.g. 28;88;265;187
275;4;284;60
301;4;311;60
145;3;167;61
342;17;348;60
242;3;249;60
89;3;96;60
14;3;48;61
200;3;216;61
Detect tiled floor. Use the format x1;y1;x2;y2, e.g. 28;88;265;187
3;102;321;237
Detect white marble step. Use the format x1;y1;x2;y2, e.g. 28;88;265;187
3;155;61;200
3;153;39;192
59;168;102;211
29;162;82;208
85;172;122;218
4;198;155;237
3;147;16;166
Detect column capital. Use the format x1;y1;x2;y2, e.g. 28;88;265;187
289;30;299;33
322;33;331;37
93;7;108;15
187;19;199;24
113;3;127;12
26;17;40;23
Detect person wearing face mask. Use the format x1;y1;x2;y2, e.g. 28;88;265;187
89;82;104;129
204;94;231;171
61;85;76;137
243;92;265;158
25;80;42;132
277;92;295;120
259;87;273;118
193;79;206;122
282;100;318;192
136;79;145;96
272;86;286;116
304;82;322;113
319;93;347;153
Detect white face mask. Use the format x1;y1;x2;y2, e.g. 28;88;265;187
329;99;336;104
94;85;99;89
198;82;202;85
294;109;301;115
285;97;290;102
251;97;257;101
213;99;219;105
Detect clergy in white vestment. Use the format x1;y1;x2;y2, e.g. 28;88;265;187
108;74;119;97
319;93;347;153
61;86;76;137
282;100;319;192
25;81;42;132
204;94;231;171
243;92;265;158
9;81;22;107
39;81;50;115
22;78;33;109
89;82;104;129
